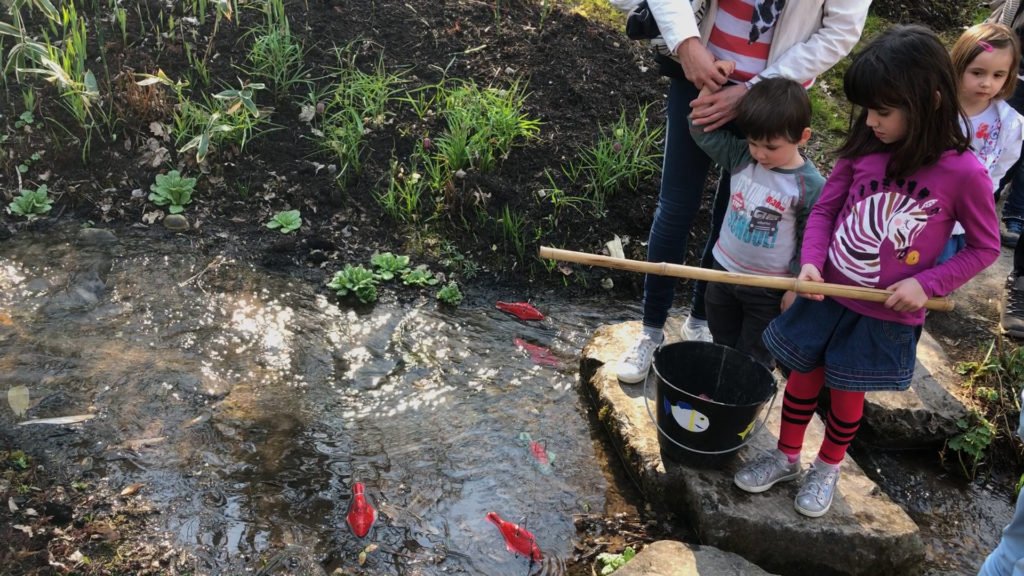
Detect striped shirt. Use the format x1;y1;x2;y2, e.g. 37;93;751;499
707;0;774;83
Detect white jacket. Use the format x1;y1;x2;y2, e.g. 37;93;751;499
647;0;870;86
982;99;1024;190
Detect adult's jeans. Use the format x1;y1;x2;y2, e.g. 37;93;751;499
997;80;1024;220
643;75;732;329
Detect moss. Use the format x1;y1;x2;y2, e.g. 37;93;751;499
566;0;625;28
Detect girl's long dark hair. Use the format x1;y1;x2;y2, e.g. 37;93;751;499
838;25;970;179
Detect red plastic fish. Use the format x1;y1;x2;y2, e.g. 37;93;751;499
496;301;545;321
346;482;377;538
529;441;549;466
513;338;561;368
486;512;543;561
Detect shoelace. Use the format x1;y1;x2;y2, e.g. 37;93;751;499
1007;274;1024;314
805;468;839;499
625;337;658;365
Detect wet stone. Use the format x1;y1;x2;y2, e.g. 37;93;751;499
163;214;189;232
77;227;119;247
614;540;778;576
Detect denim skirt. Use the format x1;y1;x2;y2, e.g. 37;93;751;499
762;297;921;392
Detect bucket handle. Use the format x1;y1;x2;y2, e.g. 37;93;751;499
642;373;778;456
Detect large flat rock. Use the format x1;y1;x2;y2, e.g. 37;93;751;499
613;540;779;576
581;321;924;576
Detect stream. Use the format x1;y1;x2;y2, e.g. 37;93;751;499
0;224;1016;575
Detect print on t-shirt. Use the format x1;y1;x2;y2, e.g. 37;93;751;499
830;179;942;286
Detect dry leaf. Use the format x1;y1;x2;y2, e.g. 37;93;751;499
8;385;29;418
9;497;18;513
142;211;163;224
298;104;316;123
120;483;145;497
13;524;33;537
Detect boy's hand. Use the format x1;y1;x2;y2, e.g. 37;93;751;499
884;277;927;312
780;290;797;312
795;264;824;300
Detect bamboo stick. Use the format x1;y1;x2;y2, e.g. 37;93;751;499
538;246;954;312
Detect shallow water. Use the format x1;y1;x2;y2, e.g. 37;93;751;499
0;224;1015;575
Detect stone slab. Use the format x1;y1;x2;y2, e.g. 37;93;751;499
613;540;779;576
581;321;924;576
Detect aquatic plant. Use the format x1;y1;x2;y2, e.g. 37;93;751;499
149;170;196;214
7;184;52;219
401;265;439;287
370;252;410;281
327;265;378;304
436;281;463;306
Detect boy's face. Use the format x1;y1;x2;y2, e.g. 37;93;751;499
746;132;808;170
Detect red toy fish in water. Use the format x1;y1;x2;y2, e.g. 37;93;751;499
486;512;543;561
346;482;377;538
496;301;545;321
518;432;555;475
513;338;561;368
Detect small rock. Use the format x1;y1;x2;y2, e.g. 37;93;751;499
163;214;189;232
78;228;118;246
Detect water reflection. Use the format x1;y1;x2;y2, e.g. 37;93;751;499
0;225;624;575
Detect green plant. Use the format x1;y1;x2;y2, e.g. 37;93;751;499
595;546;636;575
435;79;541;172
7;184;52;219
244;0;309;99
401;265;439;287
8;450;29;470
15;110;33;129
436;281;463;306
947;413;996;479
149;170;197;214
327;265;378;303
564;105;662;214
174;81;270;162
315;48;401;181
265;209;301;233
370;252;411;281
498;204;527;260
71;480;88;491
377;158;427;223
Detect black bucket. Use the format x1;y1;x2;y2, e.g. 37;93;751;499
646;341;776;468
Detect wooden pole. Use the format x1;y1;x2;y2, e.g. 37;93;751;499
538;246;954;312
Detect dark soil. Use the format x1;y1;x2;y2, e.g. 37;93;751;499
0;0;998;574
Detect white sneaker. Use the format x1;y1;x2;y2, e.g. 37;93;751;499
615;332;662;384
680;316;712;343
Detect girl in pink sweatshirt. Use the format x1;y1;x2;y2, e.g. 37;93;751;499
732;25;1001;518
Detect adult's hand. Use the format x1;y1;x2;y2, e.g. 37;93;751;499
689;83;747;132
677;37;728;91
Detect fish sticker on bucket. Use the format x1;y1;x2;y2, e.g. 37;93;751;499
738;418;757;439
663;399;710;433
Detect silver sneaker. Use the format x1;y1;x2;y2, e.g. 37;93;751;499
615;332;662;384
680;317;712;343
794;463;841;518
733;449;800;493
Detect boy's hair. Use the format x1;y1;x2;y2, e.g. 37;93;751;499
736;77;811;143
951;22;1021;101
838;25;970;180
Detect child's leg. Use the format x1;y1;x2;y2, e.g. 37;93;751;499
777;367;826;460
818;388;866;465
734;285;784;367
704;277;742;348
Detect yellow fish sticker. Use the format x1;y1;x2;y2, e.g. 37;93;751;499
737;418;756;439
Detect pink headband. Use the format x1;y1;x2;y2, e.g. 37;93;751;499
979;40;994;52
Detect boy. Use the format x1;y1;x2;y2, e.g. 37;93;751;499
696;76;823;366
697;76;823;366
